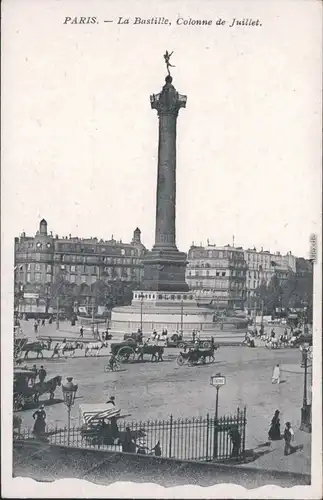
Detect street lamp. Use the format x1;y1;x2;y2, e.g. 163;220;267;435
62;377;78;446
180;300;184;334
300;346;311;433
210;372;226;458
138;292;145;332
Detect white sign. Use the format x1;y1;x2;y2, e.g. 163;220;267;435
211;375;226;387
23;292;39;299
309;233;317;263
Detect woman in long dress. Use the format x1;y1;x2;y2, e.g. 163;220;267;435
268;409;281;440
272;364;280;384
32;405;46;437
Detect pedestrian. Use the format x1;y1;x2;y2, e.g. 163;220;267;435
34;321;38;334
268;409;281;440
51;343;60;358
136;438;149;455
272;364;281;384
283;422;294;455
192;330;196;343
30;364;38;386
151;440;162;457
121;426;136;453
79;326;84;338
48;316;53;325
271;329;275;339
38;365;47;384
228;425;241;459
41;318;45;326
106;396;116;406
33;405;46;437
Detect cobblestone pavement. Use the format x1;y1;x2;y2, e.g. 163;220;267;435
16;321;311;474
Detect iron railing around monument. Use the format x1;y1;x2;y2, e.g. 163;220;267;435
15;408;246;462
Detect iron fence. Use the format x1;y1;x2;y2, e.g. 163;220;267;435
15;407;246;462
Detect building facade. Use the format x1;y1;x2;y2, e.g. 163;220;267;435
244;247;296;309
185;244;247;310
14;219;146;313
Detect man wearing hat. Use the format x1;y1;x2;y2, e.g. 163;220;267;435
121;427;136;453
283;422;294;455
228;425;241;459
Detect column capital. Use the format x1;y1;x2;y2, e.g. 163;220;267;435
150;76;187;116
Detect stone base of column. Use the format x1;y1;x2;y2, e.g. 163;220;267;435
142;248;189;292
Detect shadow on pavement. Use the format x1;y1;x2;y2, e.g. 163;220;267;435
242;448;274;464
17;398;64;412
287;444;304;455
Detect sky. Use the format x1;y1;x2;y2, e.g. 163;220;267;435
2;0;322;259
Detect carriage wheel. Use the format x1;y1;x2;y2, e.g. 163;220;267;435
178;343;185;348
203;342;210;348
13;393;24;411
117;346;135;363
176;355;184;366
14;346;22;359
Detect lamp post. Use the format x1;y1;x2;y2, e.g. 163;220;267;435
56;296;60;330
180;300;184;334
300;346;311;432
138;292;145;332
210;373;226;459
62;377;78;446
91;297;96;338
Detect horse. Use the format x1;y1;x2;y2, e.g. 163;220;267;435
85;341;108;357
198;345;219;363
60;342;84;357
136;345;164;362
22;341;51;359
33;375;62;404
180;345;219;365
265;338;280;349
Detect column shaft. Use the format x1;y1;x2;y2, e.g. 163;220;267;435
154;113;177;249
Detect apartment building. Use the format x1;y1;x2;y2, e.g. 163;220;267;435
186;244;247;310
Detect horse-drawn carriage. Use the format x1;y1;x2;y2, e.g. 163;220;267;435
176;345;219;366
79;403;144;447
13;367;62;410
110;339;164;363
13;368;38;410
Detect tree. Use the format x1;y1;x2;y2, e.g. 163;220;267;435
255;274;283;315
281;263;313;323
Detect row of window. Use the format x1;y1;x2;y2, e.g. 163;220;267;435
190;250;244;260
58;243;138;256
188;270;227;277
61;254;140;265
133;293;195;301
23;263;52;272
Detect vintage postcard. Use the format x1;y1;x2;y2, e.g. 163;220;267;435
1;0;322;498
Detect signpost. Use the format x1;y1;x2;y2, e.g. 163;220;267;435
210;373;226;459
